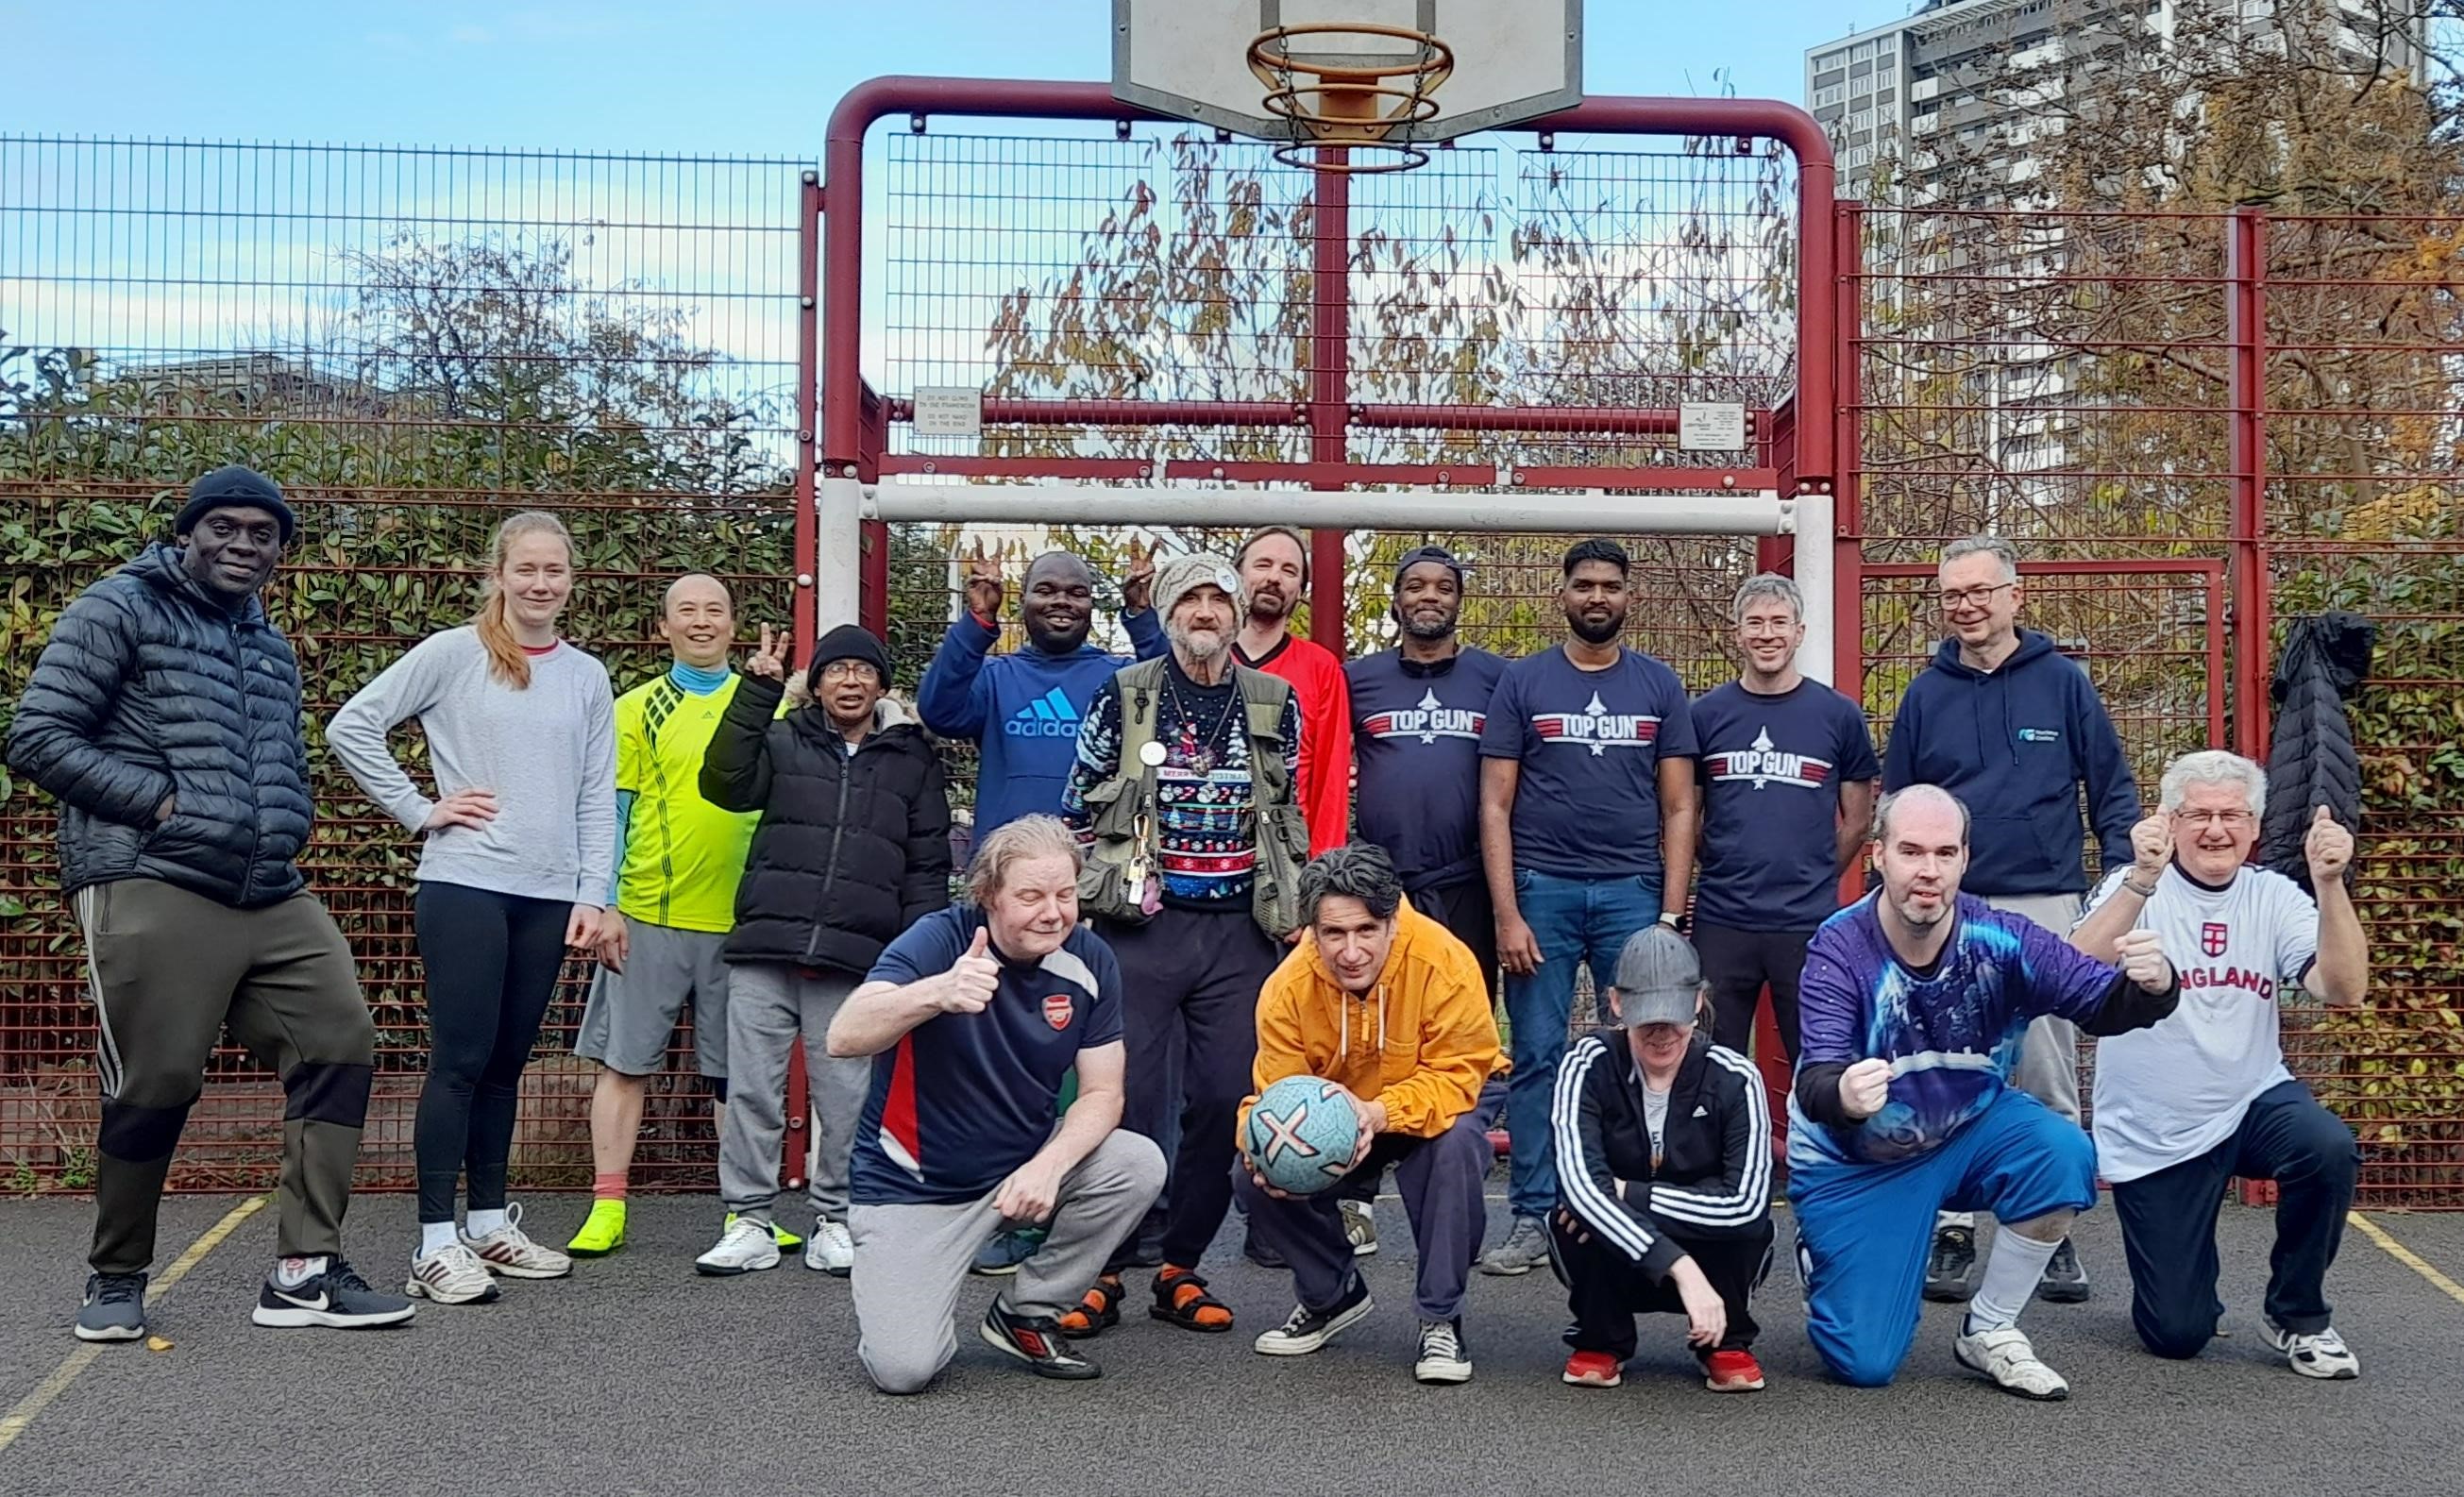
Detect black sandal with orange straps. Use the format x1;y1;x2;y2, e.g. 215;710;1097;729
1056;1273;1123;1337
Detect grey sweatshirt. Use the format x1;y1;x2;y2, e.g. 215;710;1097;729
327;625;617;906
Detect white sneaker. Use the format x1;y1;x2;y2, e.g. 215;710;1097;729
697;1217;784;1277
2264;1320;2360;1380
405;1243;501;1305
1341;1198;1378;1257
459;1203;572;1280
1953;1324;2069;1401
805;1219;854;1277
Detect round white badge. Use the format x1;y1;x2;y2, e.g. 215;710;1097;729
1138;740;1168;767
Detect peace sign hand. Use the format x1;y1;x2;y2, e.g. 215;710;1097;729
1122;539;1156;614
965;545;1005;620
746;624;794;681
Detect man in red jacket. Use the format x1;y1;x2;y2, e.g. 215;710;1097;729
1233;526;1352;857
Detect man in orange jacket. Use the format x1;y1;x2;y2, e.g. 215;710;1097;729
1235;843;1505;1385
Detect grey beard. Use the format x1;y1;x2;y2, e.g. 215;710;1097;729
1401;613;1457;641
1169;626;1227;664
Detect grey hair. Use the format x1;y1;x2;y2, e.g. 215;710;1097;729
2159;749;2268;817
964;814;1082;906
1731;572;1804;626
1938;534;2019;583
1298;842;1405;926
1873;784;1971;845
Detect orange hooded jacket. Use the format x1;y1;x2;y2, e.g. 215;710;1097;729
1238;901;1504;1142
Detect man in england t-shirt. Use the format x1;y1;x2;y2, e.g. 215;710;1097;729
1473;538;1700;1275
2068;750;2370;1376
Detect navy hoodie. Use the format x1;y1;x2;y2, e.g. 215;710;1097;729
1882;629;2138;897
916;610;1163;835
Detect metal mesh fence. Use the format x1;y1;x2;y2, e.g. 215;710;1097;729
1;138;807;1193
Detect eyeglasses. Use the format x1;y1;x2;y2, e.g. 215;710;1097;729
2171;809;2255;829
1935;581;2017;611
818;661;880;683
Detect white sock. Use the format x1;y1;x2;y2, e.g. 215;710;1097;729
1965;1227;2062;1333
275;1254;329;1287
465;1208;509;1237
1937;1210;1976;1232
418;1220;459;1257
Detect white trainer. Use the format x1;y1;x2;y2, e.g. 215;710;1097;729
1953;1324;2069;1401
405;1243;501;1305
805;1219;854;1277
459;1203;572;1280
2264;1320;2360;1380
697;1217;784;1277
1413;1319;1472;1385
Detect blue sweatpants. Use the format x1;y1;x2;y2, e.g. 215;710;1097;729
1790;1088;2097;1388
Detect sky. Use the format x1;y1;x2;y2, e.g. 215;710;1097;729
5;1;1906;155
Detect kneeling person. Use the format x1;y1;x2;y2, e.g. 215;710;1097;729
828;816;1164;1393
1236;844;1504;1385
1550;925;1775;1394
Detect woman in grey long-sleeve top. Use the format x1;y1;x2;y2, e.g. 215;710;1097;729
328;511;616;1305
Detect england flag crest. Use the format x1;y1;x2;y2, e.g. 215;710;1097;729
2201;921;2229;958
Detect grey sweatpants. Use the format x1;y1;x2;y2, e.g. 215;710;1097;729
851;1130;1165;1394
717;963;869;1223
1987;890;2086;1127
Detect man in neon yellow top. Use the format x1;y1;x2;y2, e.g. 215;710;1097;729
566;575;761;1257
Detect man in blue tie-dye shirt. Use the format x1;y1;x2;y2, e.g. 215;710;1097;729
1789;785;2180;1401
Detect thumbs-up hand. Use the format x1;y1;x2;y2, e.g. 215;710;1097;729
937;925;1000;1014
2116;927;2174;994
2304;804;2354;880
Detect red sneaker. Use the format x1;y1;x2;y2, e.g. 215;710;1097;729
1561;1350;1623;1388
1703;1348;1767;1392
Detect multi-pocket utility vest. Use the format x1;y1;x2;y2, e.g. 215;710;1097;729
1075;657;1310;937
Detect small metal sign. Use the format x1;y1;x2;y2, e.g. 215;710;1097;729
1679;401;1747;451
912;386;984;439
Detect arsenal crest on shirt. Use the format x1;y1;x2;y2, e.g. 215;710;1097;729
1042;992;1073;1031
2201;921;2230;958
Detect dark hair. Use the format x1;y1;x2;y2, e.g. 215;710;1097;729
1298;842;1405;926
1237;525;1311;584
1561;538;1630;580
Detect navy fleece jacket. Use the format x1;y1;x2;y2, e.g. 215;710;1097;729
1882;629;2138;897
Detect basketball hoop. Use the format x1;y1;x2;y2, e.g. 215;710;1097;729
1248;22;1454;174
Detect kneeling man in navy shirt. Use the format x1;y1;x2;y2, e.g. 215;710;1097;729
828;815;1165;1393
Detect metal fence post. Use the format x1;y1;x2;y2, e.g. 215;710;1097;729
2226;208;2272;764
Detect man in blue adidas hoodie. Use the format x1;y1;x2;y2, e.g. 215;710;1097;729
919;547;1163;836
918;546;1162;1275
1883;534;2138;1307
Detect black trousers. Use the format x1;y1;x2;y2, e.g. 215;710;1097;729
1549;1208;1774;1358
413;883;573;1223
1692;923;1814;1065
1101;902;1279;1270
2112;1078;2359;1356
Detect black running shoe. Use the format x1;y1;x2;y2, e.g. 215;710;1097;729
2036;1236;2090;1304
1922;1223;1979;1304
979;1300;1101;1381
252;1258;418;1329
76;1270;148;1342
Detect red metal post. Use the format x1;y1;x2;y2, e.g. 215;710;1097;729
1308;149;1350;653
1832;201;1868;913
859;378;889;640
2226;208;2272;762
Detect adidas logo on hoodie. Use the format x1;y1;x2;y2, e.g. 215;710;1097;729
1004;687;1083;739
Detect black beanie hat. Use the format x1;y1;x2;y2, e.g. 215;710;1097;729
806;623;892;693
176;465;297;545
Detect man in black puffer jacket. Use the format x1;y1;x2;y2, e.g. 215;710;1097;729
693;621;953;1275
5;465;409;1343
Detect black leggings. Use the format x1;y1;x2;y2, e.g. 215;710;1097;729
413;883;572;1223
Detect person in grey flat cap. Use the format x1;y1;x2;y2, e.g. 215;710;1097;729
1545;923;1776;1394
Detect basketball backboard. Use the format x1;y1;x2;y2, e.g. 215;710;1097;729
1113;1;1581;146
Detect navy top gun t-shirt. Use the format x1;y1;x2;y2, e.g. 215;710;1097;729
1691;679;1879;930
1478;645;1697;881
851;905;1124;1205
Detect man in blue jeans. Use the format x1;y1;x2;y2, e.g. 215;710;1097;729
1476;538;1699;1275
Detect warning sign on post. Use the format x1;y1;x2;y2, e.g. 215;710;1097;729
912;386;984;439
1679;401;1747;452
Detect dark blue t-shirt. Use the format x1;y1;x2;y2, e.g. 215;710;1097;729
1347;646;1508;893
852;906;1124;1206
1691;679;1880;930
1477;646;1697;881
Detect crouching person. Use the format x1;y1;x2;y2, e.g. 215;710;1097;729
1550;925;1776;1394
828;815;1164;1393
1235;843;1505;1386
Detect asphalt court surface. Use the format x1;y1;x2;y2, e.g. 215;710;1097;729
4;1191;2462;1496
